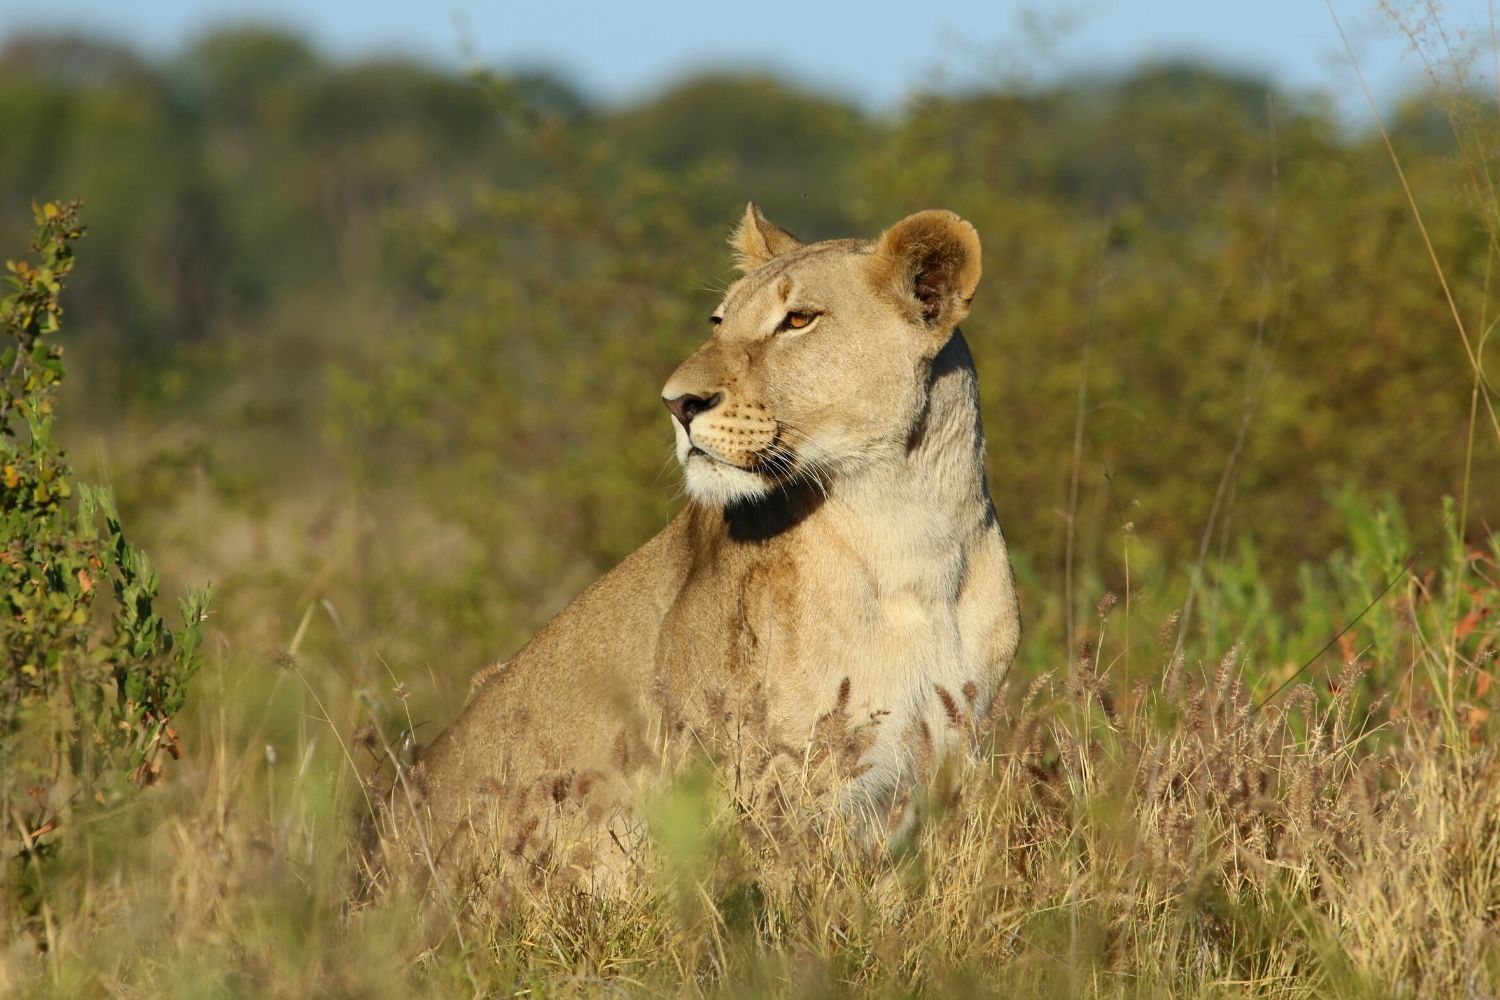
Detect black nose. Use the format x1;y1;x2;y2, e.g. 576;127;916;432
664;391;723;429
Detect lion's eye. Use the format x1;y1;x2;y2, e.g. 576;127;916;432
708;315;722;326
779;310;818;332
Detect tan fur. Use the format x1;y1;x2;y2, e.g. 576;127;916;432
381;206;1021;892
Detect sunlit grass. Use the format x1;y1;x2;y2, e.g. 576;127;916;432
3;501;1496;997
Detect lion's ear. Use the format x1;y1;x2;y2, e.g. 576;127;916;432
729;202;802;271
872;210;982;332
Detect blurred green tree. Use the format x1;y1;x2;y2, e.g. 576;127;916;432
0;30;1491;680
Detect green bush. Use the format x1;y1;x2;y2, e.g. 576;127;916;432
0;201;209;935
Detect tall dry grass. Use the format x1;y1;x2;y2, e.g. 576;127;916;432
3;513;1496;997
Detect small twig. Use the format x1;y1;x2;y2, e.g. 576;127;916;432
1252;532;1441;716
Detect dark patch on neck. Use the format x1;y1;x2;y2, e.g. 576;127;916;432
931;327;973;381
904;328;1000;528
906;328;975;453
723;479;826;542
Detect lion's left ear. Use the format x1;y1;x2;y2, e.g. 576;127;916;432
872;210;982;333
729;202;802;271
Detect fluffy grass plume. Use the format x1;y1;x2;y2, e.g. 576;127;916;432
3;507;1496;997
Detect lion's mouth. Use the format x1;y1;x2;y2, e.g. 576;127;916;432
684;427;802;485
685;442;754;474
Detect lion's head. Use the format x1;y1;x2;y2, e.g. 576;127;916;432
661;204;983;507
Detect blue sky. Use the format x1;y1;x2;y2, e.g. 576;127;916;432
0;1;1493;116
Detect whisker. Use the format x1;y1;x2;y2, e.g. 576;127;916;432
751;432;833;505
651;447;681;486
773;424;840;493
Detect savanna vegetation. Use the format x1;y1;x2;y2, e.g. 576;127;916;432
1;6;1498;995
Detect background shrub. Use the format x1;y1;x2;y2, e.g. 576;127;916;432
0;201;208;942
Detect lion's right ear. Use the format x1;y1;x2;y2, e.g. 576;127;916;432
729;202;801;271
872;210;982;334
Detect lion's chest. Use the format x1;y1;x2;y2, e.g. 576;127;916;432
658;501;996;808
791;520;982;791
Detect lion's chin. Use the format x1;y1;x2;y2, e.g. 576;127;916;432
681;454;771;507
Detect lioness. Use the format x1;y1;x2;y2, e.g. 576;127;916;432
386;205;1020;888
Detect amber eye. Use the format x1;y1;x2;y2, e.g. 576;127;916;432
780;310;818;332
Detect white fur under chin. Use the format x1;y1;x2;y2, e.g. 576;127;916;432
681;453;770;506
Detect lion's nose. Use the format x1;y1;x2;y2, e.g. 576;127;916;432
664;391;723;430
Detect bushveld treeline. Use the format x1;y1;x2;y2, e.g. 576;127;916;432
1;27;1495;686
